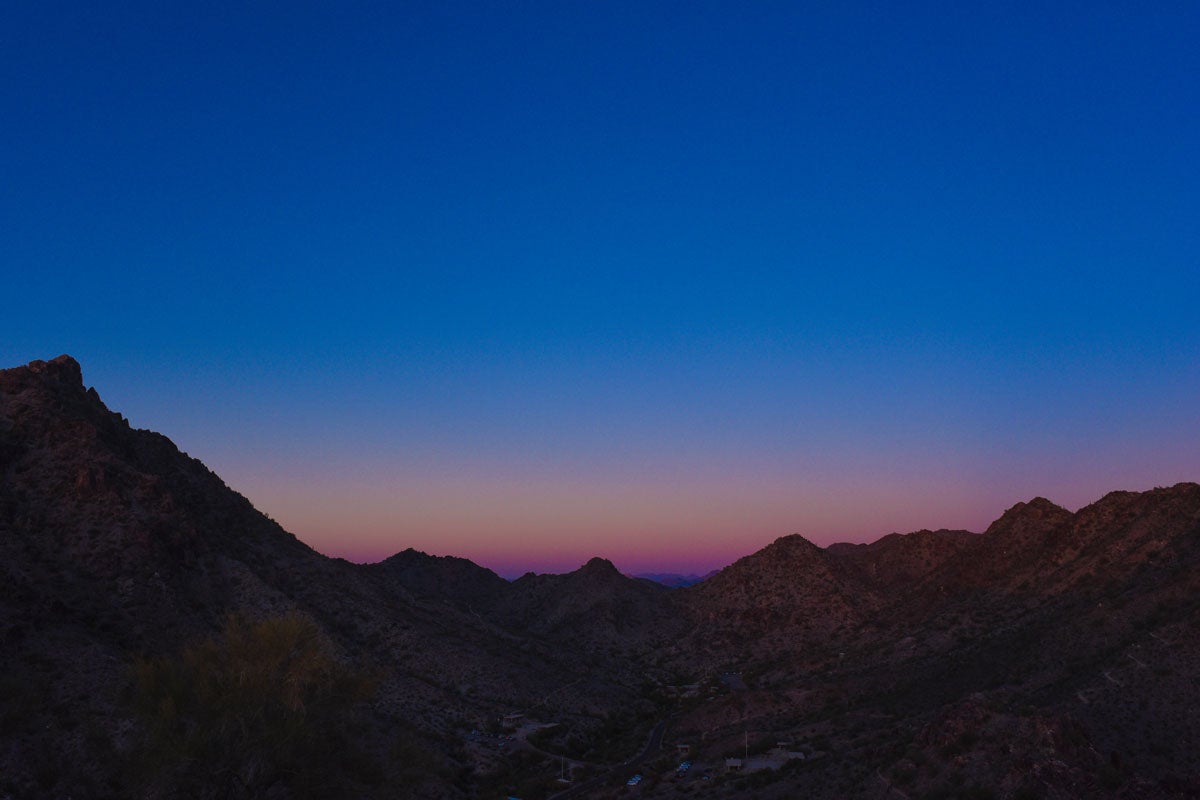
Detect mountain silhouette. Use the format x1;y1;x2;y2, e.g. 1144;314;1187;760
2;355;1197;798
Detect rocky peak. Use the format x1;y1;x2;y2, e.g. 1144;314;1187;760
681;529;873;641
765;532;821;552
552;555;629;590
1076;484;1200;527
690;534;827;594
375;548;508;608
0;355;120;439
1;354;80;395
579;556;619;576
984;496;1072;539
736;533;825;570
825;528;977;594
28;354;83;383
1065;482;1200;568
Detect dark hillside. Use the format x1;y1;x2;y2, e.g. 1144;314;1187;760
2;356;1197;799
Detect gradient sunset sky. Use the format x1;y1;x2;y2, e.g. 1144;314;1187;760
4;3;1198;577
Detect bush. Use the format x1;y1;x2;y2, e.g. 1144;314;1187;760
127;612;378;799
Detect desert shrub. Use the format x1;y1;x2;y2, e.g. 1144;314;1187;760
127;612;378;799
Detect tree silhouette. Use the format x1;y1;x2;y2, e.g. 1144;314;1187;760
128;612;379;799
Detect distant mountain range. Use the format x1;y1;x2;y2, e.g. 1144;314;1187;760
631;571;720;587
2;355;1197;799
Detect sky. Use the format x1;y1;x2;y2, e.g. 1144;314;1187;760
3;2;1198;578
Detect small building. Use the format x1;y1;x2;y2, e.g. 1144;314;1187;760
676;743;691;756
725;758;743;772
502;713;525;729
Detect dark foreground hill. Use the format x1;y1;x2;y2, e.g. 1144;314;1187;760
1;356;1197;799
0;357;652;798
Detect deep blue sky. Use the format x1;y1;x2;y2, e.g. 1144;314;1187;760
4;2;1198;575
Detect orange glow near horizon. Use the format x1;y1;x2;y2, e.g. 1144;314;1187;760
199;408;1200;580
229;463;1016;578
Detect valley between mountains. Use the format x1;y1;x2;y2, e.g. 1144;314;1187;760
2;356;1198;799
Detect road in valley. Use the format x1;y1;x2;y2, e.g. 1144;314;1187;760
547;718;669;800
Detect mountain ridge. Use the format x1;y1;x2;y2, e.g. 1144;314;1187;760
3;355;1198;799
